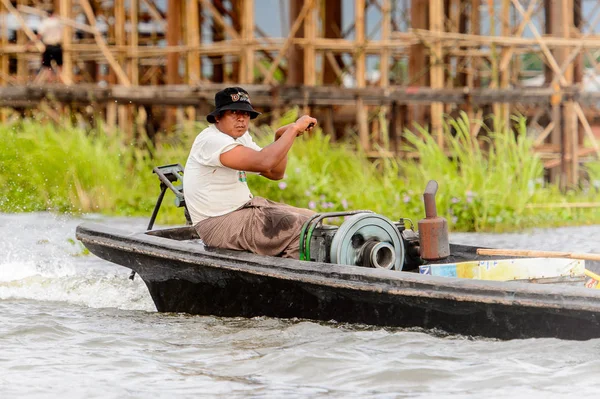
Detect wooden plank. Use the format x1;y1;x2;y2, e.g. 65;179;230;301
477;248;600;262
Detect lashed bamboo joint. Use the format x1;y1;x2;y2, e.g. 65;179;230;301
1;0;600;187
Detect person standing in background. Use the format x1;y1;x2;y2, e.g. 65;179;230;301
36;8;64;83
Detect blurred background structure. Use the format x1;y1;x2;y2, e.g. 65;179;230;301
2;0;600;186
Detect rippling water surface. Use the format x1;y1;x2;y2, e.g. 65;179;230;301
2;212;600;398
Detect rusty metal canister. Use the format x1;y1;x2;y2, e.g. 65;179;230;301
418;180;450;260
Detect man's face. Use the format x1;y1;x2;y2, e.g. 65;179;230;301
215;110;251;138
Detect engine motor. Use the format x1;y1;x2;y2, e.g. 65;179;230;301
299;211;416;270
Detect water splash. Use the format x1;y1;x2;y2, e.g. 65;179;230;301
0;212;155;311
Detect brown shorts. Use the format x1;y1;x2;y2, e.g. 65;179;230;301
194;197;315;259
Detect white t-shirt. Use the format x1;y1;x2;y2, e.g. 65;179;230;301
183;124;262;224
39;16;63;45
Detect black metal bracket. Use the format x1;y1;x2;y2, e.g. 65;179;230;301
147;163;191;231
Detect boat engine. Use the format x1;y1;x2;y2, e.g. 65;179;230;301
299;211;416;270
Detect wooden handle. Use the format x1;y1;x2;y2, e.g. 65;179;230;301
476;248;600;262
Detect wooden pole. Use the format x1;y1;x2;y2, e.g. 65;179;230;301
186;0;201;84
0;1;7;86
59;0;73;84
240;0;254;83
323;0;342;85
429;0;444;145
0;0;7;123
130;0;140;86
355;0;369;152
562;0;577;187
303;0;316;86
114;0;131;137
476;248;600;262
379;0;391;150
166;0;182;129
167;0;181;86
498;0;510;129
287;0;306;85
409;0;429;128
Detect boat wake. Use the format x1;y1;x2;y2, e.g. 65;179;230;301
0;212;155;311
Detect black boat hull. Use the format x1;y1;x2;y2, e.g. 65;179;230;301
77;223;600;340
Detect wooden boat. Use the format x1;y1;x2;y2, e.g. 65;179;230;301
76;165;600;341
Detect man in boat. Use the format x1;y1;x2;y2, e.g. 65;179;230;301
183;87;318;259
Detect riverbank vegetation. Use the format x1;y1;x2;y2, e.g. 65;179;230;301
2;110;600;232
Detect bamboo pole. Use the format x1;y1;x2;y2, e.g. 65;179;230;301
476;248;600;262
186;0;201;84
498;0;510;129
58;0;73;84
114;0;131;137
241;0;254;83
323;0;342;85
379;0;391;151
303;0;316;86
429;0;444;146
562;0;577;187
130;0;140;86
0;0;7;86
166;0;182;86
355;0;369;152
0;0;7;123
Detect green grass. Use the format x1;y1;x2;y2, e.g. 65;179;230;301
3;110;600;231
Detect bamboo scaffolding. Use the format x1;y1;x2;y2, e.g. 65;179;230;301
1;0;600;187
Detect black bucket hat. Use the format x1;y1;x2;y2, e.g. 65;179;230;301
207;87;261;123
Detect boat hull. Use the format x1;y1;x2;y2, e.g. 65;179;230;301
77;223;600;340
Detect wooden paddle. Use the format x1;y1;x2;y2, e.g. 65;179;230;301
476;248;600;262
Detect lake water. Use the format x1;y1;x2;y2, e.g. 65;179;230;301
2;212;600;398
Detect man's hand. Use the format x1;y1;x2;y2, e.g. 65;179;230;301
293;115;317;136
